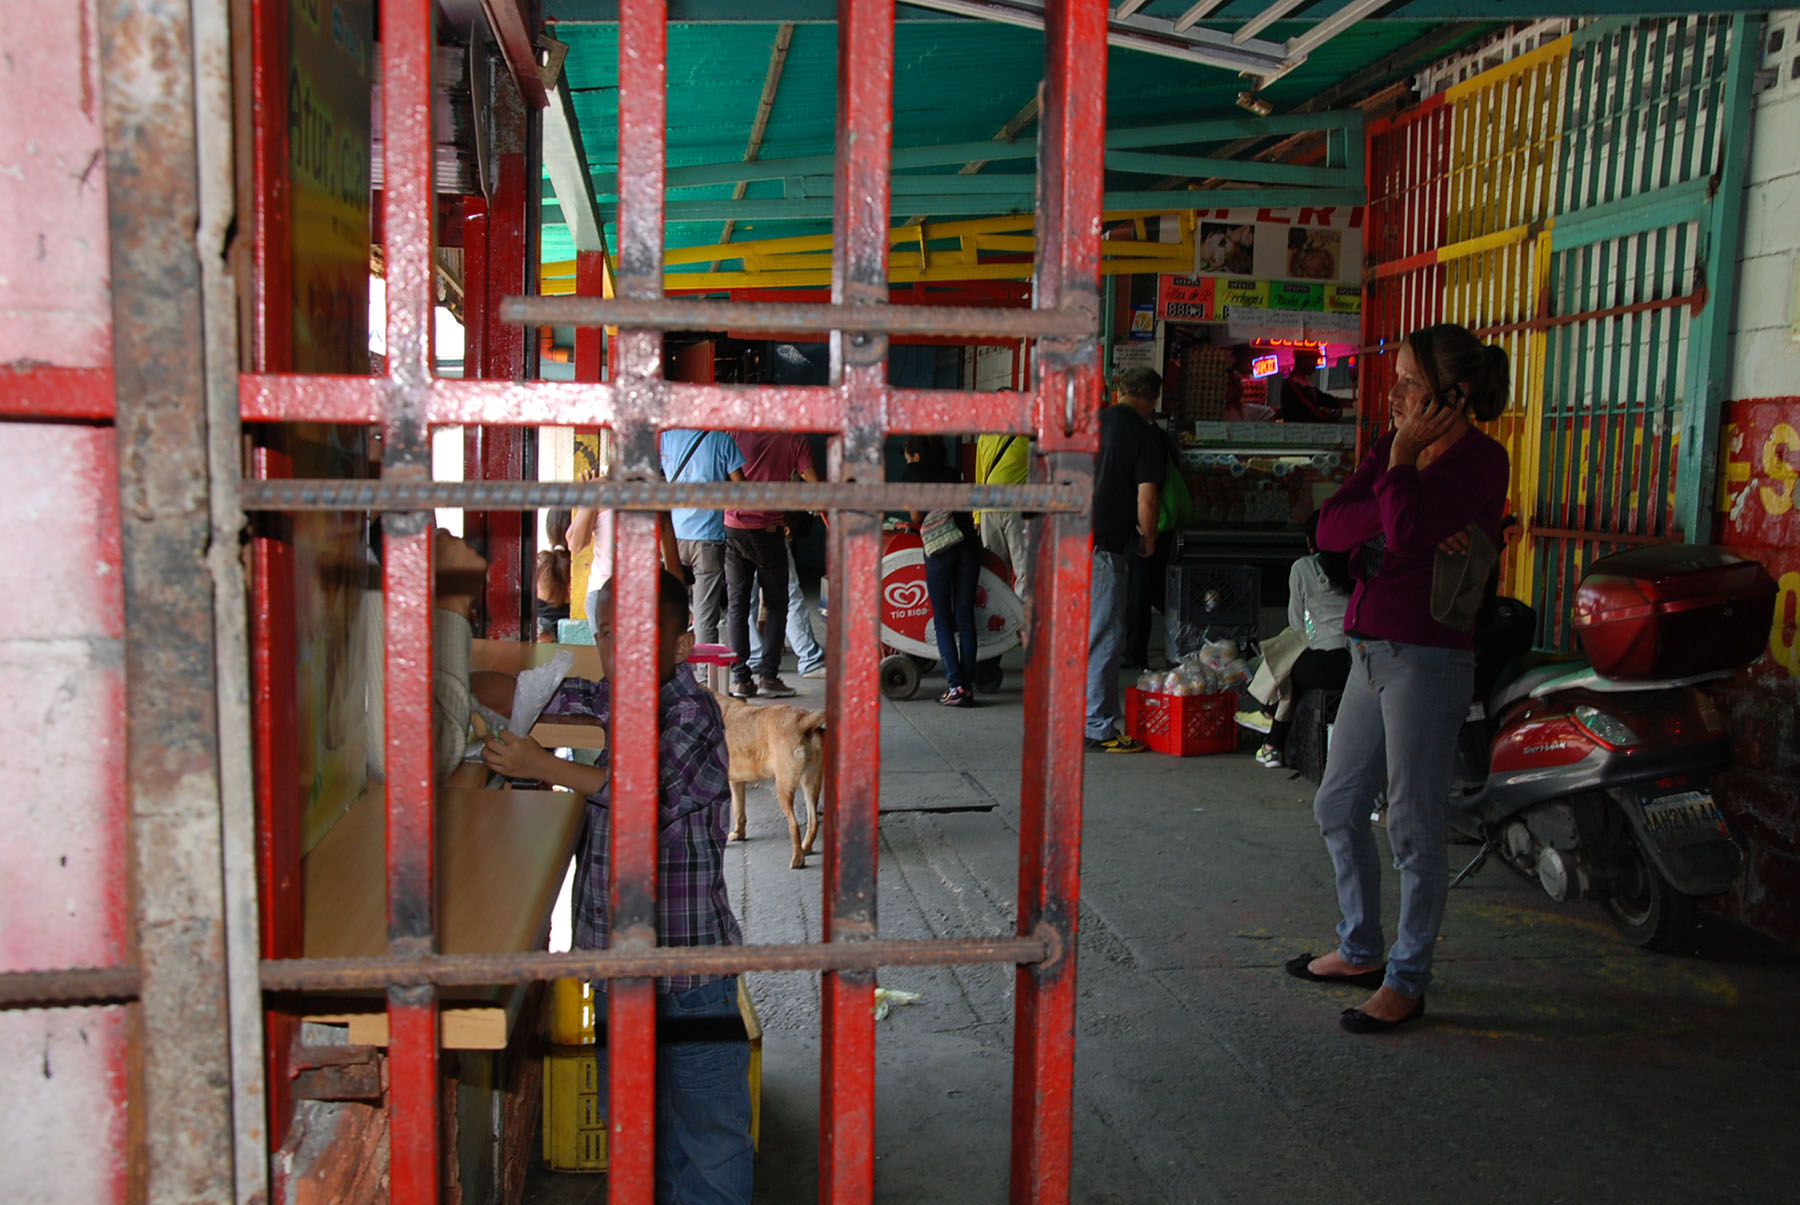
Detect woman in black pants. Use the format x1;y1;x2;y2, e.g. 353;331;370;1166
902;437;980;707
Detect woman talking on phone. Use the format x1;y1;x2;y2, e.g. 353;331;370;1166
1286;323;1511;1033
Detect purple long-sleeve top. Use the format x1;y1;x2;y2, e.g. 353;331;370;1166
1316;428;1510;649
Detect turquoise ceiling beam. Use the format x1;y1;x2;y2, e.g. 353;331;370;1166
578;112;1364;195
562;183;1368;225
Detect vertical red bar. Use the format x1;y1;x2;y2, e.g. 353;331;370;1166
380;1;440;1200
384;527;439;1203
1012;3;1104;1202
574;250;609;380
610;3;668;1201
607;514;662;1205
821;0;893;1200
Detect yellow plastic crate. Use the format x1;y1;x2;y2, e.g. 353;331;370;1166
541;978;763;1173
542;1045;608;1172
548;977;596;1045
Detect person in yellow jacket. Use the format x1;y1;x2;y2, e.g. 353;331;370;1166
974;427;1031;597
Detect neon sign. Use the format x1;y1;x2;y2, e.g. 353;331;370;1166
1250;354;1280;378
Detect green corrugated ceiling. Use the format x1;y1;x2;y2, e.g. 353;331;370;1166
538;10;1501;270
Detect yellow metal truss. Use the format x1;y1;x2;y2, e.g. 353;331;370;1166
539;211;1202;296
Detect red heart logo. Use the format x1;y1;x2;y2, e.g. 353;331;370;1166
885;581;928;610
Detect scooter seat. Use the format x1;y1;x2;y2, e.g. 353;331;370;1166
1485;651;1588;717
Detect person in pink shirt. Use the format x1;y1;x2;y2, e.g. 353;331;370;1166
724;432;819;698
1287;322;1510;1035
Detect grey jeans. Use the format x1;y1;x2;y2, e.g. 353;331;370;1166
677;537;727;645
1310;637;1474;998
979;509;1029;598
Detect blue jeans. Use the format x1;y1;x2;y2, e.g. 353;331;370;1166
923;537;979;690
594;977;754;1204
1085;549;1130;740
1311;638;1473;998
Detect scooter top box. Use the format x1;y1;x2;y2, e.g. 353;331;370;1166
1572;545;1775;680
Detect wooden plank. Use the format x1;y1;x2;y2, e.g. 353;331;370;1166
304;783;583;961
301;783;585;1047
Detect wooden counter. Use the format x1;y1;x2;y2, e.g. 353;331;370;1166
303;780;586;1048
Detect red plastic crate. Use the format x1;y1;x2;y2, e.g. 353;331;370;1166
1124;688;1237;756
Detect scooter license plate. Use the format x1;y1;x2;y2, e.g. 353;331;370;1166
1641;790;1728;849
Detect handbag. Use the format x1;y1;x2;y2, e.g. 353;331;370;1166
1431;523;1499;633
920;508;964;556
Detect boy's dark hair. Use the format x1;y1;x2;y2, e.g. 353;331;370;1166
595;570;692;632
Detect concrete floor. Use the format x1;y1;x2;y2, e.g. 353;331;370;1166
524;641;1800;1204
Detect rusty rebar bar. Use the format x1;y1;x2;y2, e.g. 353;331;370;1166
238;478;1085;514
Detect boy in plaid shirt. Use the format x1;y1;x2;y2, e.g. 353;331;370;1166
480;569;751;1203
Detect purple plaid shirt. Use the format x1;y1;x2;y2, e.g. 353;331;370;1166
544;668;741;994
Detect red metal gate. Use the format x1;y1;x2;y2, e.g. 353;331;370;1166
244;0;1103;1200
3;1;1105;1197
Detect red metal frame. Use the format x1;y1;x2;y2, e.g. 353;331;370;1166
232;1;1105;1198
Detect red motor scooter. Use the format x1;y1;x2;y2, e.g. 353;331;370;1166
1449;545;1776;949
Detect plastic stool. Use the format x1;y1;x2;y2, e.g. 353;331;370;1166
687;643;737;693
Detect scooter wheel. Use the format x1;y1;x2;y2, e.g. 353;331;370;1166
974;659;1004;694
1605;835;1697;950
879;653;921;701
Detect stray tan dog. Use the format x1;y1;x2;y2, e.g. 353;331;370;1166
714;691;827;869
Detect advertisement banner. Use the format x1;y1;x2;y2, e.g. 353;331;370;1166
1191;205;1365;284
1156;274;1215;322
288;0;376;850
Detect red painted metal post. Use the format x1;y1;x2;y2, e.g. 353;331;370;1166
610;3;669;1200
1011;3;1105;1201
574;250;609;380
379;0;441;1198
820;0;894;1199
476;125;533;639
246;0;303;1148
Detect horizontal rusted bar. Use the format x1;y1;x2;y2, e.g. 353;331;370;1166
261;935;1050;992
239;478;1085;514
0;935;1055;1007
0;965;142;1008
500;295;1095;341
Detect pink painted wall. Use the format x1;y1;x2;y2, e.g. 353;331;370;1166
0;0;131;1198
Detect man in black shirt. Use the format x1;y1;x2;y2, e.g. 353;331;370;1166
1086;367;1167;753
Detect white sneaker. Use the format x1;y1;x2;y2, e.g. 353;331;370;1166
800;665;826;679
1235;709;1273;734
1254;743;1284;768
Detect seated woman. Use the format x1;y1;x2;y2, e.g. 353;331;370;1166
1252;511;1353;769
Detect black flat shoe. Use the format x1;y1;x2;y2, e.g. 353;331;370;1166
1284;952;1386;990
1339;997;1426;1034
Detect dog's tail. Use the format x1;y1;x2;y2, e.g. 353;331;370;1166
799;710;827;737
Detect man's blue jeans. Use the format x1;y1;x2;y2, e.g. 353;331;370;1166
1085;549;1130;740
1310;638;1473;998
592;977;754;1204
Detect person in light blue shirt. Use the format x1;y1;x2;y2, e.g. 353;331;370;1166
661;429;745;645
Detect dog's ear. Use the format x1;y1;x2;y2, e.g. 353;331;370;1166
800;710;828;736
